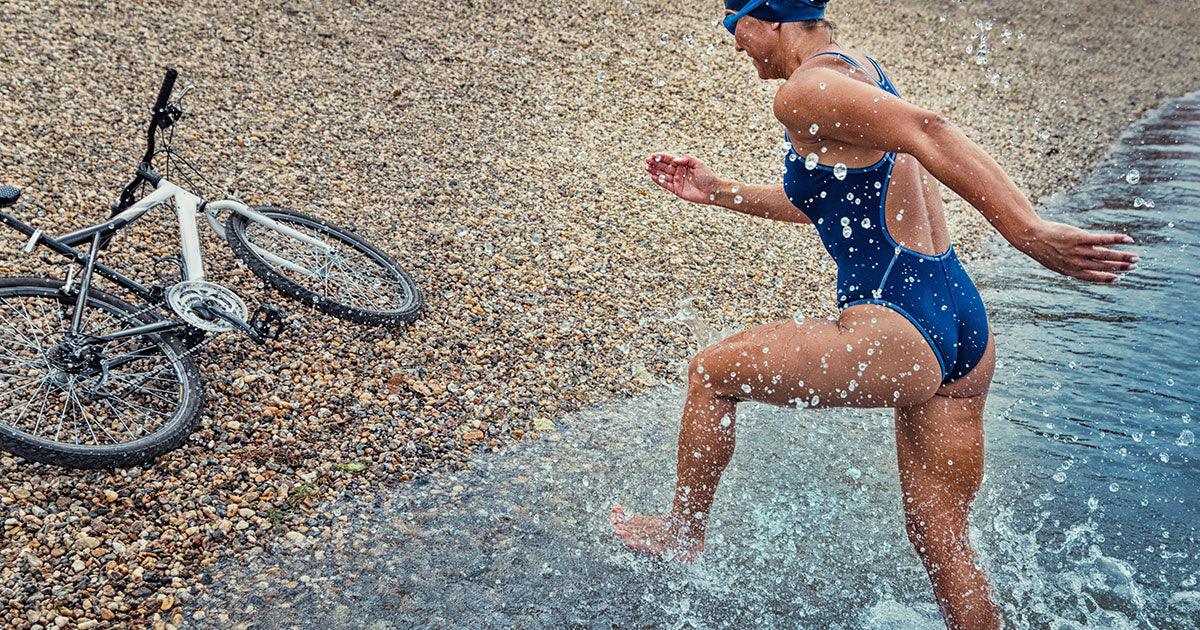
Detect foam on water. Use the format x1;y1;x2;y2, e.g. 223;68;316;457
191;92;1200;628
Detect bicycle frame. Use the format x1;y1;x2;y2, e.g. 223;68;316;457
0;177;336;344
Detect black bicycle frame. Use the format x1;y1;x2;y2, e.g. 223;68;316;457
0;209;188;342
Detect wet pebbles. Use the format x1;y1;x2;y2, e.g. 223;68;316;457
1;0;1197;627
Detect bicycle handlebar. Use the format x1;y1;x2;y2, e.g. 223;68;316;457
113;67;180;219
153;68;178;113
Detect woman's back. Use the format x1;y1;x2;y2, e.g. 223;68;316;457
783;50;952;258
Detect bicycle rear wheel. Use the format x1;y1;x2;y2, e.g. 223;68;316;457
225;205;424;326
0;277;204;468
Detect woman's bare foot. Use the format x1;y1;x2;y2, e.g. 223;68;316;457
610;504;705;563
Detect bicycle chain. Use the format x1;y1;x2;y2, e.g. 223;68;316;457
79;295;223;402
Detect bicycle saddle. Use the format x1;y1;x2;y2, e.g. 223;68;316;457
0;186;19;209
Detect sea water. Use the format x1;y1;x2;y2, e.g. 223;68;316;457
191;92;1200;628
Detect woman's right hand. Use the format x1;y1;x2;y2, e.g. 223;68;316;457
645;153;725;205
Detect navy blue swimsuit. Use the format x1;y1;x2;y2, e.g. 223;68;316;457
782;52;990;386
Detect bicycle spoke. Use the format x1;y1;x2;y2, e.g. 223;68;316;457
68;385;101;445
12;378;50;427
101;397;145;441
53;382;72;443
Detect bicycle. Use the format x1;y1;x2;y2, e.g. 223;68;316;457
0;68;425;469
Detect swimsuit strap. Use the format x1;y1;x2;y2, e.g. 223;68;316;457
865;56;900;97
808;51;887;90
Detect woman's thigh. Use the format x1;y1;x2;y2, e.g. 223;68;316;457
690;304;945;409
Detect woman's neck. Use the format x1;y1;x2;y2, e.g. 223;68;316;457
774;25;838;78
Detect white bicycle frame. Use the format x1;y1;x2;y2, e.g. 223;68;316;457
115;178;333;283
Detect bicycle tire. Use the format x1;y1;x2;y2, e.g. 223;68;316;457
0;277;204;469
225;205;424;326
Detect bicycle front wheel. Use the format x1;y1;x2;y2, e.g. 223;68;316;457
225;205;424;326
0;277;204;468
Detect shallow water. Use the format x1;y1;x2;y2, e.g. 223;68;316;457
191;92;1200;628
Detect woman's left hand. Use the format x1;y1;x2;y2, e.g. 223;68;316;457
1021;219;1139;283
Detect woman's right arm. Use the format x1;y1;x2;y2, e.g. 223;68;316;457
646;153;812;225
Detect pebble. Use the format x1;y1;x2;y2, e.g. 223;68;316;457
0;0;1194;627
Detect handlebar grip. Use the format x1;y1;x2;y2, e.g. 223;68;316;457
153;68;178;112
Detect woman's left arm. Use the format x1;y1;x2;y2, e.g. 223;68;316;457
775;69;1138;282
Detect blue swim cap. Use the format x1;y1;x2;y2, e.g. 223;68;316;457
723;0;829;35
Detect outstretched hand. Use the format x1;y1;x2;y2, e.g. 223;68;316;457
1022;220;1139;283
645;153;723;205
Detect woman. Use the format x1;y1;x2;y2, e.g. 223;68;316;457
610;0;1139;627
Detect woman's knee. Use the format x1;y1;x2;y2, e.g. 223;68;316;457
687;347;745;396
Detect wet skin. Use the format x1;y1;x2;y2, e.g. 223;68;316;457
613;10;1138;630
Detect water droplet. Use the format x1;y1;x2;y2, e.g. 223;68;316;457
819;82;827;90
1177;430;1195;447
761;346;769;354
658;174;666;183
1125;168;1140;184
840;216;850;226
809;123;819;134
833;163;848;180
1160;452;1170;463
1109;482;1119;492
659;34;669;44
596;71;606;83
719;415;732;427
805;153;819;170
741;384;752;394
842;226;853;238
810;394;820;406
846;467;862;480
792;310;805;325
874;181;882;189
912;363;920;371
1052;471;1066;483
734;195;743;204
1132;432;1143;443
861;218;871;228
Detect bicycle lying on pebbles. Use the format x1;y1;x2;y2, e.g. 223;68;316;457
0;69;424;469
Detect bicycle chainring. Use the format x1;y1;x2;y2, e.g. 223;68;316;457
166;280;249;332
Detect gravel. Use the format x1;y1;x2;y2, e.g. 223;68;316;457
0;0;1197;627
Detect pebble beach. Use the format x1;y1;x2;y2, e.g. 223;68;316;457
1;0;1198;627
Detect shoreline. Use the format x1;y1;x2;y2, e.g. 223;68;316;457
0;0;1198;626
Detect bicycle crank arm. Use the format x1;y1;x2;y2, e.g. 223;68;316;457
192;303;287;344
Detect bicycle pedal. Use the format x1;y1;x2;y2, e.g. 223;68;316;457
249;303;288;341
